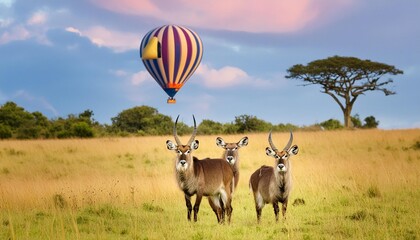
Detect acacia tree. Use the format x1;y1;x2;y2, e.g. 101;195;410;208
285;56;403;128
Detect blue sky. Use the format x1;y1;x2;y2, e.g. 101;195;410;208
0;0;419;129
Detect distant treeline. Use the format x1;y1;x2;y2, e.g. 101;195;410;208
0;101;378;139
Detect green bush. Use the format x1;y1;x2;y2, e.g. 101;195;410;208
0;124;12;139
363;116;379;128
72;122;94;138
351;114;362;128
320;119;343;130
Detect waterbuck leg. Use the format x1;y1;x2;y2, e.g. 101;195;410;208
185;194;193;221
208;198;222;223
273;201;280;222
225;197;233;224
256;205;262;223
193;193;203;222
219;198;225;223
282;200;288;219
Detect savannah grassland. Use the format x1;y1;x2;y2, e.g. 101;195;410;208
0;129;419;240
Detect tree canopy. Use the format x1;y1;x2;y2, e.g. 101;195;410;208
285;56;403;128
0;101;380;139
111;106;173;135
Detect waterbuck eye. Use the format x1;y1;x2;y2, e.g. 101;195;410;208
177;150;182;155
185;150;190;154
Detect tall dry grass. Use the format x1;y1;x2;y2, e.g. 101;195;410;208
1;129;419;239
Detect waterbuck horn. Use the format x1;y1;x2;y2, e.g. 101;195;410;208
283;131;293;151
187;115;197;146
173;115;182;146
268;130;278;151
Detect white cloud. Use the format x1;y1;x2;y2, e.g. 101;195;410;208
0;25;30;44
66;25;139;52
92;0;354;33
130;71;152;86
195;64;246;88
0;18;13;28
0;0;14;8
0;9;52;45
65;27;82;36
27;11;47;25
195;64;272;88
110;69;129;77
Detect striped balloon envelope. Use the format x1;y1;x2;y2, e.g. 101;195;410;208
140;25;203;103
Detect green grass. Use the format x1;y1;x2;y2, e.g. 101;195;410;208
3;189;418;239
1;129;420;239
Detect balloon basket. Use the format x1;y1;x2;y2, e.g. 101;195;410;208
167;98;176;104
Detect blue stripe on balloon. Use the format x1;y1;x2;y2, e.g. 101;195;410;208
184;28;202;83
161;26;170;86
141;29;163;89
173;26;181;85
164;88;177;98
142;28;165;89
178;27;192;85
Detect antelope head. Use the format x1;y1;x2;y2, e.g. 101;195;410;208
265;131;299;173
166;115;198;172
216;136;248;165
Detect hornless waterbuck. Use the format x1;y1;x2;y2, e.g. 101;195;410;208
166;115;234;223
216;136;249;192
249;131;299;222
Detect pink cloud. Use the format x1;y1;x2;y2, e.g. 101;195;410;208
195;64;271;88
65;26;139;52
0;25;30;44
90;0;353;33
27;10;47;25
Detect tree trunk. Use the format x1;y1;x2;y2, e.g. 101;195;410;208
343;107;353;128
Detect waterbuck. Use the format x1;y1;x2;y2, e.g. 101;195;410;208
166;115;234;223
249;131;299;222
216;136;249;191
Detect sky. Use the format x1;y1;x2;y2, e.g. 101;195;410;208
0;0;419;129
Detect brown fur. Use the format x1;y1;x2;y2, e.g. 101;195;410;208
167;116;235;224
207;136;247;220
172;151;234;224
216;136;248;191
249;132;298;222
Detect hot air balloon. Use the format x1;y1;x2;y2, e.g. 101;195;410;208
140;25;203;103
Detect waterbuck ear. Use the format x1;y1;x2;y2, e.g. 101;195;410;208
216;137;226;148
191;140;199;150
288;145;299;156
166;140;177;151
238;136;249;147
266;147;276;156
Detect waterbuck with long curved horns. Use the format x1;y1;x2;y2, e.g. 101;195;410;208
166;115;234;223
249;131;299;222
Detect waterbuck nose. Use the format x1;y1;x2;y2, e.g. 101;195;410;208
180;160;187;166
278;164;285;170
227;156;234;162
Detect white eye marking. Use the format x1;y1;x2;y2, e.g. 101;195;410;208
177;150;182;155
185;150;190;154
